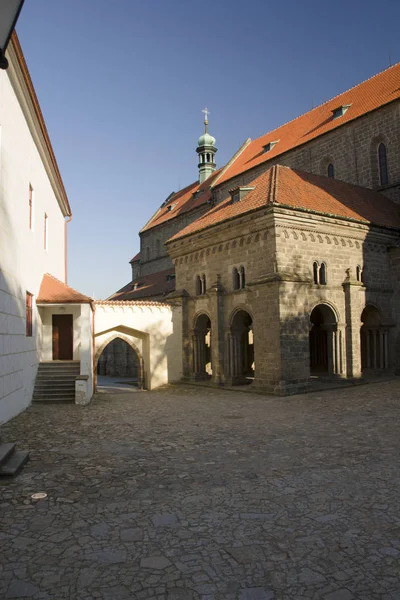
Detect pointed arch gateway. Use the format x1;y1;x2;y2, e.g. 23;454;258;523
95;334;144;389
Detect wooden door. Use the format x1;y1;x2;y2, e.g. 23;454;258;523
52;314;73;360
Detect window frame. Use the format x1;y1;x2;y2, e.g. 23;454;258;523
26;292;33;337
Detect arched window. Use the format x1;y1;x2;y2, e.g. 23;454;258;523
356;265;362;282
202;274;206;294
240;266;246;288
196;276;202;296
378;143;388;186
313;262;319;284
319;263;327;285
327;163;335;178
233;268;240;290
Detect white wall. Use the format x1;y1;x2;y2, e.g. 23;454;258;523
0;67;66;424
94;303;182;390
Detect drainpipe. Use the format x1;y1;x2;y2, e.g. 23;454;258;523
64;215;72;284
91;302;96;394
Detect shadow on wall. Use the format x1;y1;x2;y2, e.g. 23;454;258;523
0;201;41;422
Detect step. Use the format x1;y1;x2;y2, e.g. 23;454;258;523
33;396;75;403
33;388;75;398
38;368;80;373
34;382;76;390
0;450;30;476
0;443;16;466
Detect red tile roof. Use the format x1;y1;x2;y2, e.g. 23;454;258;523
168;165;400;241
96;300;168;308
107;268;175;301
214;63;400;187
140;170;221;233
130;252;140;263
37;274;93;304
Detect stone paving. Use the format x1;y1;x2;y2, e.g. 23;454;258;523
1;381;400;600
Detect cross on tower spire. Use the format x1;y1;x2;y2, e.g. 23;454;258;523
202;107;210;133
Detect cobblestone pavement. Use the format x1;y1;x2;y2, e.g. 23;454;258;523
1;381;400;600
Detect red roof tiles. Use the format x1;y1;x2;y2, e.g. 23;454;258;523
140;170;221;233
169;165;400;241
130;252;140;263
107;268;175;301
37;274;93;304
215;63;400;186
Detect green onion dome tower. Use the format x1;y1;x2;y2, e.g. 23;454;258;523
196;108;217;183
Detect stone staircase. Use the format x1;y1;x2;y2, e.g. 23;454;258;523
33;361;80;403
0;442;29;477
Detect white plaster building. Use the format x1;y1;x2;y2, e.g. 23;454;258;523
0;34;95;423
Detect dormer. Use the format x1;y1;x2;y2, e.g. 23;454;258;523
263;140;279;153
331;104;351;119
229;186;254;203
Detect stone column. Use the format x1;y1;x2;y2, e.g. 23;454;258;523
208;276;226;385
343;273;364;378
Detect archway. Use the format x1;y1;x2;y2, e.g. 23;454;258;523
229;310;254;384
310;304;340;375
95;335;143;388
361;306;388;371
192;313;212;379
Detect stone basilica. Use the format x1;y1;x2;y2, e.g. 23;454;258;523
109;64;400;395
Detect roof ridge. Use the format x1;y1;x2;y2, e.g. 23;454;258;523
269;165;279;203
251;62;400;146
211;138;251;188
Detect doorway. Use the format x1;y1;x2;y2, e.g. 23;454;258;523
52;314;73;360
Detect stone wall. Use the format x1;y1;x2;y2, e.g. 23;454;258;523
139;204;209;277
168;206;398;394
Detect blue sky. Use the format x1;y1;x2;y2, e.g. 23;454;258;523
16;0;400;299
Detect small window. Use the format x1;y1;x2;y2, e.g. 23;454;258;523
313;262;319;284
196;275;202;295
356;265;362;282
378;142;388;186
332;104;351;119
29;184;34;230
233;268;240;290
319;263;327;285
202;274;206;295
327;163;334;178
240;266;245;289
26;292;33;337
44;213;48;250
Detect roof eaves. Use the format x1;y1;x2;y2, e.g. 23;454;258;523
7;33;71;217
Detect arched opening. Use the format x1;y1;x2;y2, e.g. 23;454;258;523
309;304;341;376
192;313;212;379
327;163;335;178
319;262;327;285
96;337;141;387
240;266;246;288
361;306;388;372
313;261;319;284
229;310;254;384
232;267;240;290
